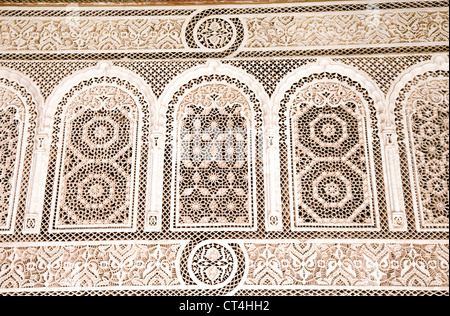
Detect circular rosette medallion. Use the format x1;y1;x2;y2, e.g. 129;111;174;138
310;114;348;148
298;161;371;224
188;241;238;288
69;109;132;160
59;162;130;226
193;17;236;50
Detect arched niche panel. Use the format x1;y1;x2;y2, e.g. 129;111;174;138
393;69;449;232
165;74;265;231
0;70;40;234
44;76;151;233
277;70;384;231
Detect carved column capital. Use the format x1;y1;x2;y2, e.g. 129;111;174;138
34;133;52;152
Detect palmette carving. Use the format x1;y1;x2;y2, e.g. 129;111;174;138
245;242;449;287
244;11;449;49
0;18;185;51
0;243;181;289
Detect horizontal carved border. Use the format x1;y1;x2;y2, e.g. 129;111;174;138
0;240;447;294
0;241;187;291
243;240;449;289
0;0;447;58
0;0;446;17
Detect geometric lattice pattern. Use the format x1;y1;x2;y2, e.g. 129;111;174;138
51;85;139;232
396;72;449;231
0;0;448;296
173;83;256;231
287;78;378;230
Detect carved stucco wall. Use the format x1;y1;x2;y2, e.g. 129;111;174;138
0;0;448;296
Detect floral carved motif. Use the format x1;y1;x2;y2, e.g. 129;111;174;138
188;242;237;287
245;242;449;288
195;17;235;50
244;11;449;48
0;243;181;289
0;8;447;53
0;18;185;51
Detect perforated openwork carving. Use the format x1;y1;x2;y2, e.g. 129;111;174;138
0;76;37;235
188;241;238;287
0;88;25;232
282;73;380;230
50;83;141;232
395;71;449;231
244;241;449;287
0;0;448;297
170;79;260;231
194;17;235;50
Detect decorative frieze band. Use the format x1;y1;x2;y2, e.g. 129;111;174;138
0;2;447;56
0;17;186;52
243;10;449;49
0;240;447;293
0;242;184;291
244;241;449;289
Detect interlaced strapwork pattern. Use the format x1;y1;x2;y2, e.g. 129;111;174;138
171;81;258;231
287;79;378;229
195;17;235;50
395;71;449;231
278;72;387;234
335;55;433;94
189;242;235;286
112;61;206;98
